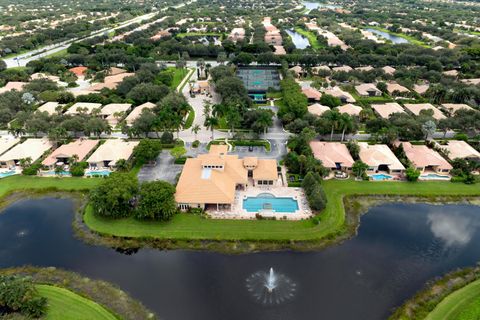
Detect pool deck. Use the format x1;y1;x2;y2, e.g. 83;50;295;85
207;186;313;220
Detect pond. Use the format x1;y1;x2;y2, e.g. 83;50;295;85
365;28;410;44
1;198;480;320
302;1;341;13
285;30;310;49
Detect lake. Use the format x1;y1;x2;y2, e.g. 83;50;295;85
285;30;310;49
365;28;410;44
302;1;341;13
1;198;480;320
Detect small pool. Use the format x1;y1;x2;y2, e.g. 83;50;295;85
370;173;393;181
0;170;17;178
43;170;71;176
243;193;299;213
420;173;450;180
86;170;111;177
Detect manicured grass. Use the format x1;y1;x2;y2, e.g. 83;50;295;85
183;106;195;129
425;279;480;320
45;48;68;58
36;285;117;320
84;180;480;241
366;26;430;48
0;175;101;200
294;27;323;49
163;67;188;89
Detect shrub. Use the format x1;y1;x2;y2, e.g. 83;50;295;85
161;132;174;144
0;275;47;318
192;140;200;148
22;164;41;176
302;172;327;211
133;139;162;165
70;161;88;177
135;181;177;221
405;167;421;182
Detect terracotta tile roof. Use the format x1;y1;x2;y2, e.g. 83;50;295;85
42;139;99;166
0;138;53;163
403;103;446;120
442;140;480;161
441;103;474;115
371;102;405;119
336;103;362;116
125;102;156;125
68;66;88;76
401;142;452;170
302;87;322;100
358;142;405;171
355;83;381;96
310;141;354;169
308;103;330;116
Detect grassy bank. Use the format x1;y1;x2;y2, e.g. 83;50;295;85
390;265;480;320
425;279;480;320
83;180;480;244
294;27;323;49
37;285;117;320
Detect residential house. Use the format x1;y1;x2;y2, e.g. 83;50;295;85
308;103;330;116
386;82;410;95
0;137;20;157
0;82;27;94
42;139;99;169
324;87;356;103
355;83;382;97
65;102;102;115
358;142;405;174
175;145;278;211
68;66;88;77
399;142;452;174
371;102;405;119
382;66;396;75
413;84;429;95
0;139;53;168
88;72;135;91
86;139;139;169
100;103;132;126
302;87;322;102
37;102;62;115
404;103;446;120
442;140;480;163
228;27;245;42
441;103;474;116
125;102;156;126
332;65;353;73
309;141;354;171
336;104;362;117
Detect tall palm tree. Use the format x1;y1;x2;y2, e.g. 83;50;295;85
339;114;354;142
191;124;201;141
325;110;341;141
204;116;218;140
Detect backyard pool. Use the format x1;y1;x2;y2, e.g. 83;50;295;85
86;170;111;177
420;173;451;180
243;193;299;213
370;173;393;181
0;170;16;178
42;170;71;177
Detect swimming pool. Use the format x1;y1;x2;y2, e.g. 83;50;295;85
370;173;393;181
43;170;71;176
86;170;111;177
420;173;450;180
243;193;299;213
0;170;16;178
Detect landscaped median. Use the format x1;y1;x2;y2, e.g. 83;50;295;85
83;180;480;250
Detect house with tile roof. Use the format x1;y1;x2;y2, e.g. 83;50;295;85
399;142;452;174
175;145;278;211
310;141;354;172
358;142;405;174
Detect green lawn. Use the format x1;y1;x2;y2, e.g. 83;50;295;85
294;27;323;49
425;279;480;320
162;67;188;89
0;175;100;200
37;285;117;320
83;180;480;241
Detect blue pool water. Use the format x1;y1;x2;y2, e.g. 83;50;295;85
43;170;71;176
420;173;450;180
370;173;393;181
0;170;16;178
243;193;299;213
86;170;111;177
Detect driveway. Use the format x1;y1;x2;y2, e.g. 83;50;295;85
137;150;182;183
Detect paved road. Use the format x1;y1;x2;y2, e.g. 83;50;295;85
3;1;196;68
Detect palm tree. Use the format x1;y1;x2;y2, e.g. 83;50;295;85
325;110;341;141
204;116;218;140
339;114;354;142
191;124;201;141
203;101;212;119
19;157;32;168
115;159;130;172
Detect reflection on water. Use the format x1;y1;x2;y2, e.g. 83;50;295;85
0;200;479;320
285;30;310;49
428;211;478;246
365;28;409;44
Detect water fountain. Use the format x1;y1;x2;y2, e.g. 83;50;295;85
246;267;297;305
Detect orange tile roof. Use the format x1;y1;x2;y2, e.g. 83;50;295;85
68;66;88;76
